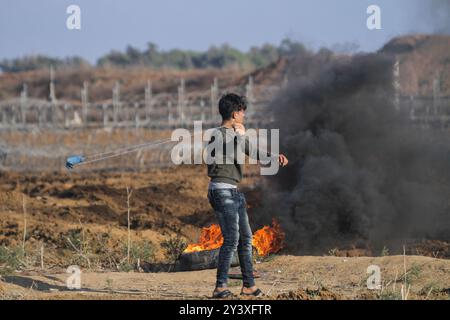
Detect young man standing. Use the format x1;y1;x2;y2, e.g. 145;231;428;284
207;93;288;298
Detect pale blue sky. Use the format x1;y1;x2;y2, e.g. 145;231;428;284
0;0;443;63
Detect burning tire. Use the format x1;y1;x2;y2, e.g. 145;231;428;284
177;221;285;271
177;248;239;271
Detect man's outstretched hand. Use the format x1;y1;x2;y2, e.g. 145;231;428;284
232;123;246;136
232;123;288;167
279;154;288;167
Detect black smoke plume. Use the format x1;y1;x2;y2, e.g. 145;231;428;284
255;53;450;254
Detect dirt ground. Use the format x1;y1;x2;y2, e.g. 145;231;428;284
1;255;450;300
0;165;262;257
1;166;450;300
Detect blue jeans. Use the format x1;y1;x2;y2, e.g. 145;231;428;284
208;188;255;288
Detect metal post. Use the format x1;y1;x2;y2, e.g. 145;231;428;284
245;76;254;121
178;78;185;124
49;65;57;104
145;80;153;124
282;74;289;89
38;105;44;127
134;102;140;130
113;81;120;127
433;75;441;116
20;83;28;127
51;103;58;128
393;58;400;111
63;104;69;128
200;99;205;122
102;104;108;128
2;108;7;127
48;66;57;128
11;105;16;127
409;96;415;121
211;77;218;121
81;81;89;126
168;100;173;125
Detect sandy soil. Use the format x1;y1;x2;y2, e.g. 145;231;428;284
1;255;450;300
1;166;450;300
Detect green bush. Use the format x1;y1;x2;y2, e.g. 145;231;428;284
0;246;25;275
119;240;156;272
161;236;187;264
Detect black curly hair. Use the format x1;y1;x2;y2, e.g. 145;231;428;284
218;93;247;121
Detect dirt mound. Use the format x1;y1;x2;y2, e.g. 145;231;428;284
381;34;432;54
380;34;450;96
408;239;450;259
239;57;290;86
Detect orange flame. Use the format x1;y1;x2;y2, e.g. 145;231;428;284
251;219;285;256
183;219;285;256
184;224;223;253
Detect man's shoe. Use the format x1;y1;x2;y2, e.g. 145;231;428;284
240;288;263;297
212;289;232;299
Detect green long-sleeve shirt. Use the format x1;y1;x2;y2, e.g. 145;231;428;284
206;127;271;186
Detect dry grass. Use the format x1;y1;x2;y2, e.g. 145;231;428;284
0;66;248;102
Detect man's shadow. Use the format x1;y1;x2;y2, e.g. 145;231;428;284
2;275;101;293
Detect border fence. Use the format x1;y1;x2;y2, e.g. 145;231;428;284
0;74;282;131
1;62;449;171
